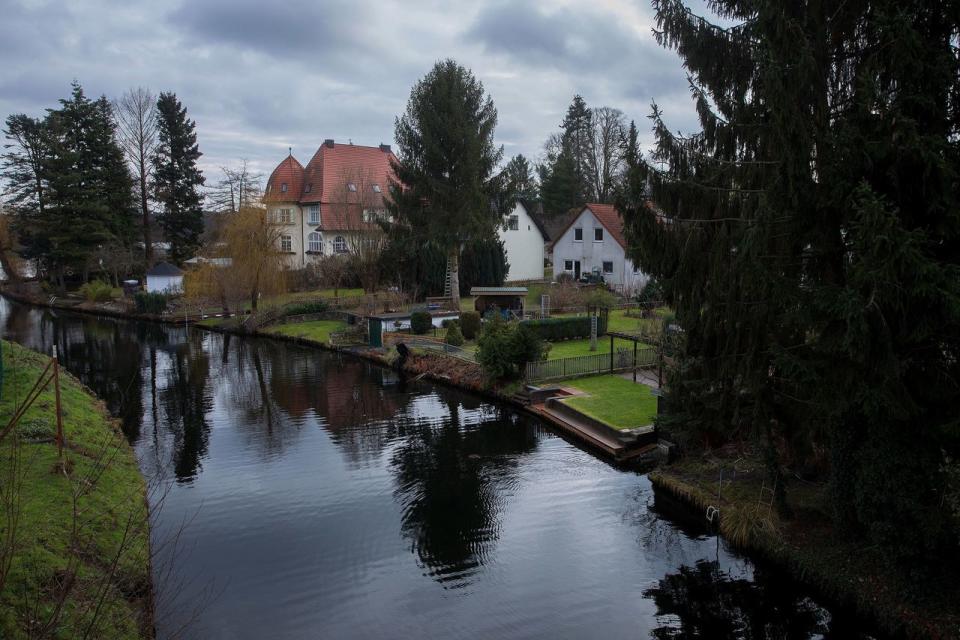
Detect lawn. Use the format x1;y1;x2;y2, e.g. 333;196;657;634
263;319;347;344
605;307;672;335
0;341;150;638
562;374;658;430
544;336;648;360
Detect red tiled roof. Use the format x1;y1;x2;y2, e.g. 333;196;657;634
550;203;628;249
263;155;304;203
300;142;396;206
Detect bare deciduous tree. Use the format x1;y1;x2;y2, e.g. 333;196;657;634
113;87;158;267
208;160;263;214
589;106;626;204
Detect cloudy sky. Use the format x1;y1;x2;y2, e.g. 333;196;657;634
1;0;705;185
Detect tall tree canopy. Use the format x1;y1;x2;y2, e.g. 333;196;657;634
152;92;205;265
620;0;960;567
388;59;502;309
494;153;539;213
114;86;158;267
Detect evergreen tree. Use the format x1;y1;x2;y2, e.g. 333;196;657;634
494;154;538;213
619;0;960;567
388;59;502;310
1;114;52;268
152;92;205;265
538;143;580;217
560;94;595;201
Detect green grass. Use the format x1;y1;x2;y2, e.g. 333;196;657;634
562;374;658;430
0;341;150;639
544;336;648;360
263;319;348;344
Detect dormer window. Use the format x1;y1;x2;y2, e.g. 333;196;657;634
305;183;312;193
281;183;288;193
372;184;382;193
347;183;357;192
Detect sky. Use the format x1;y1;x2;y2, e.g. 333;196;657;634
0;0;706;187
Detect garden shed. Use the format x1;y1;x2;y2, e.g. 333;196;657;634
471;287;527;318
145;262;184;294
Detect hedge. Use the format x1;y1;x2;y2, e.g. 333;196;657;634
134;291;168;314
410;311;433;335
520;315;607;341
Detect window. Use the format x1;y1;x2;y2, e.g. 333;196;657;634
280;235;292;252
508;215;519;230
347;183;357;192
274;208;292;224
308;204;320;225
308;232;323;253
280;182;288;193
372;184;382;193
574;228;583;241
602;261;613;274
564;260;573;271
333;235;348;254
305;183;312;193
362;208;387;223
594;228;604;242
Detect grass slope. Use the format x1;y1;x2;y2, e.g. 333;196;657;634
0;340;150;639
563;375;658;429
263;320;348;344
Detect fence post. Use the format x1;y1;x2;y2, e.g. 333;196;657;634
52;345;63;462
610;334;614;373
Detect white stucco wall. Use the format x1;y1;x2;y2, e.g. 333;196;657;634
271;204;367;269
551;207;648;295
497;202;545;281
146;274;183;293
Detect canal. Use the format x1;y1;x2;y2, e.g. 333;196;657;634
0;297;876;639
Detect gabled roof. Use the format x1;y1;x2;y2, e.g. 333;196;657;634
550;203;627;250
263;155;304;203
300;141;396;206
514;200;550;241
146;261;184;277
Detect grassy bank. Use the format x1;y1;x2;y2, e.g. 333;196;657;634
650;452;959;639
563;375;658;429
0;341;151;639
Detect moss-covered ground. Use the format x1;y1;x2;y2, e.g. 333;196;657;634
0;340;151;639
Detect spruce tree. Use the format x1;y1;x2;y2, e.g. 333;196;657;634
1;114;51;268
388;59;502;310
560;94;595;201
538;144;580;217
152;92;204;265
495;154;538;212
619;0;960;566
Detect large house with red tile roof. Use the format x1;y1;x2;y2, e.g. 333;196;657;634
263;139;396;268
550;203;648;294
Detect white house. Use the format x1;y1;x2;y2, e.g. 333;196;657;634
497;201;548;282
145;262;184;294
551;203;648;295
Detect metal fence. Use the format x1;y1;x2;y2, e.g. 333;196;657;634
524;346;657;382
384;334;477;363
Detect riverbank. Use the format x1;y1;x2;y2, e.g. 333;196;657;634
0;340;152;639
650;451;959;639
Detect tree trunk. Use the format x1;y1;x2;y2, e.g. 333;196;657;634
141;160;153;267
448;248;461;311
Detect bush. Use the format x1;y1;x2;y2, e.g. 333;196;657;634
134;291;168;314
520;315;607;341
284;299;330;316
80;280;114;302
476;316;547;381
445;323;465;346
460;311;481;339
410;310;432;335
585;288;618;310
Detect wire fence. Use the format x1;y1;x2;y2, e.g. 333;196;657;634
384;334;477;363
524;346;657;382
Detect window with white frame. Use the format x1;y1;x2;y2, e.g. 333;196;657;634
347;183;357;192
564;260;573;271
574;228;583;241
372;184;382;193
507;215;519;230
602;261;613;274
362;208;387;223
280;235;292;252
594;228;604;242
274;208;292;224
308;232;323;253
333;235;348;253
308;204;320;225
281;182;288;193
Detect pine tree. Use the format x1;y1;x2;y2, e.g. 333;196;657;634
560;94;595;201
152;92;205;265
388;59;502;310
538;144;580;217
619;0;960;567
1;113;51;268
494;154;538;212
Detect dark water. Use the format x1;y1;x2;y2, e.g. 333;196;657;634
0;297;877;639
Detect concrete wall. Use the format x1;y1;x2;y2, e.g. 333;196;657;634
498;202;544;281
552;207;648;295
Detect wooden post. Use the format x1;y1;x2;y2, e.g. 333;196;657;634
52;346;63;461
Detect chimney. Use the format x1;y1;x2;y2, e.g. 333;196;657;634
323;139;335;148
379;144;391;153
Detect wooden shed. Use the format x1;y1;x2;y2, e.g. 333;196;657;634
471;287;527;318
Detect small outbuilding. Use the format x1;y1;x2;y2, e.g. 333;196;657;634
145;262;184;294
471;286;527;318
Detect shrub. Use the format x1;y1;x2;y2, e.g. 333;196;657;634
476;316;548;381
410;310;432;335
134;291;168;314
585;288;618;310
284;299;330;316
445;323;465;347
80;280;114;302
460;311;481;339
520;315;607;341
